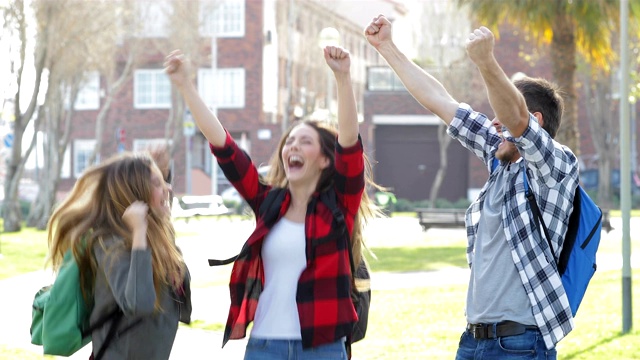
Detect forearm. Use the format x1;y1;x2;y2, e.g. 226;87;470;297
475;56;529;137
376;42;459;123
335;73;358;147
131;225;147;250
95;240;156;316
179;83;226;147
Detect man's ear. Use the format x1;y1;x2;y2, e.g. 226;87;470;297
533;112;544;128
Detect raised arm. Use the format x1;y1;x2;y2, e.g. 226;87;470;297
323;45;358;147
465;27;529;137
364;14;459;124
164;50;226;147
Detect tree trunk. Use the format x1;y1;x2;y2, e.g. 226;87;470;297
26;77;70;229
582;67;616;209
3;0;48;232
550;13;580;154
429;123;452;208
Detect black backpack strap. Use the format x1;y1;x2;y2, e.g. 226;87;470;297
523;169;556;262
208;188;286;266
89;309;143;360
208;253;241;266
319;191;352;270
259;188;288;227
92;310;123;360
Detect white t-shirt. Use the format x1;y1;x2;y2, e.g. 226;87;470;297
251;217;307;339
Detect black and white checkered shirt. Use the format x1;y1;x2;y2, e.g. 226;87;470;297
448;103;579;350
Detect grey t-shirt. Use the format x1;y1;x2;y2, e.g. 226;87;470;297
466;165;536;326
91;236;189;359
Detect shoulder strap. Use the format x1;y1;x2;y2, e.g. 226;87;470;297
319;191;356;275
493;160;556;261
523;169;555;262
208;188;286;266
91;310;123;360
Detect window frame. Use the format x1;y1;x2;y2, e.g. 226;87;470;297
134;69;172;109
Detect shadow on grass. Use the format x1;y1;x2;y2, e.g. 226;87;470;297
562;331;631;360
366;246;467;273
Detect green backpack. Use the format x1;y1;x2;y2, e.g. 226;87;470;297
30;250;122;358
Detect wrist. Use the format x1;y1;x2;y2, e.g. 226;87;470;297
473;55;499;72
131;226;148;249
333;72;352;83
375;41;397;56
177;81;198;96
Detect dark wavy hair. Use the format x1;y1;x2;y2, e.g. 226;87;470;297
514;77;564;139
265;120;384;267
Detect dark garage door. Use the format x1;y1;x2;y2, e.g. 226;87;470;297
374;124;468;202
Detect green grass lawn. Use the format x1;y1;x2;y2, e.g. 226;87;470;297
2;217;639;359
0;228;49;280
351;269;640;360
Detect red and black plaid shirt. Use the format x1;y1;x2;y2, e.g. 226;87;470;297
210;130;365;349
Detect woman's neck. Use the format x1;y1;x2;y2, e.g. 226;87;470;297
285;183;317;222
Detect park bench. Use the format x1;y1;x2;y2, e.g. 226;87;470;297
172;195;232;222
415;207;614;233
415;208;466;231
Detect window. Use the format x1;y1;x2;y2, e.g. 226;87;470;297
136;0;171;38
75;71;100;110
367;67;406;91
73;140;97;178
198;68;245;108
200;0;245;37
133;138;172;153
134;70;171;109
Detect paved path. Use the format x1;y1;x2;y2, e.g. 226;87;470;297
1;216;637;359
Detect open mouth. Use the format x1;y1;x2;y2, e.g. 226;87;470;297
288;155;304;170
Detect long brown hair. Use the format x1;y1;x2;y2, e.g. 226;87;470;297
266;120;384;268
47;152;185;309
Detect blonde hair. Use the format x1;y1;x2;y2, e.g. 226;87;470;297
47;152;185;310
266;120;384;267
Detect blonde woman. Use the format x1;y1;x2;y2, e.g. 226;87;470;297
47;152;191;359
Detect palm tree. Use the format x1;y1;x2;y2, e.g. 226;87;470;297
456;0;637;154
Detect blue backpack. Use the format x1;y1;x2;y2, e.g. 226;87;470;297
493;160;602;316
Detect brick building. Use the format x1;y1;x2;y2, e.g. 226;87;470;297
53;0;637;204
59;0;406;197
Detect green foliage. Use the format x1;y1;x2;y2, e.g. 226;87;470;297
393;198;415;212
0;199;32;218
222;199;243;214
392;198;471;212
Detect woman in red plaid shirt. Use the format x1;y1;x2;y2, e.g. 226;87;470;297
165;45;380;359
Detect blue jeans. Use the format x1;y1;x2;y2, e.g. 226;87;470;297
244;338;347;360
455;328;557;360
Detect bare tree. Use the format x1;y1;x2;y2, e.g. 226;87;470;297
581;65;617;210
166;1;203;158
413;1;484;207
2;0;49;232
24;0;142;228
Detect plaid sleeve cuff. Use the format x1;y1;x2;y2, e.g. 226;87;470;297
209;129;235;158
336;134;363;154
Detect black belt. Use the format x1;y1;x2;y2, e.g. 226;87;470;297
466;321;538;339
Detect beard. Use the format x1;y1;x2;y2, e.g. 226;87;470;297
495;142;520;163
